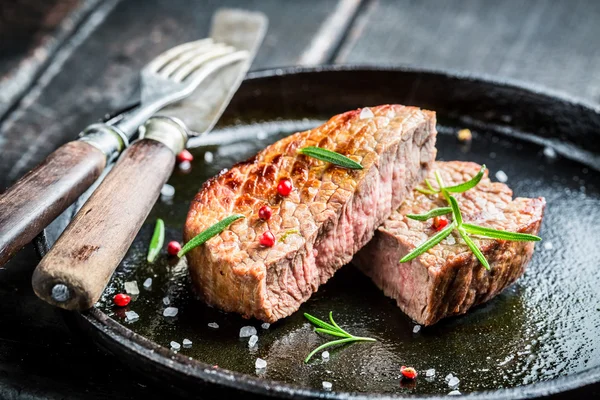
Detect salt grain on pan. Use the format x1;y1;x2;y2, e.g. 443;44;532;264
448;390;461;396
543;147;557;159
204;151;214;163
208;322;219;329
163;296;171;306
322;381;333;391
495;170;508;183
322;351;330;361
163;307;179;317
179;160;192;171
124;281;139;296
544;242;553;250
413;325;421;333
183;339;192;348
239;326;257;338
143;278;152;289
160;184;175;199
445;373;454;382
248;335;259;348
170;341;181;351
426;369;436;377
255;358;267;369
448;376;460;388
261;323;270;329
125;311;139;322
359;107;374;119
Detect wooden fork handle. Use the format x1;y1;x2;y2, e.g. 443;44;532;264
33;117;187;310
0;141;107;267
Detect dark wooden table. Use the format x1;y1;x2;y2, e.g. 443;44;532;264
1;1;599;398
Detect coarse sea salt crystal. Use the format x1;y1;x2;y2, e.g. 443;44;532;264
543;147;557;159
124;281;139;296
170;341;181;351
248;335;259;348
449;390;461;396
163;296;171;306
204;151;214;163
160;184;175;199
413;325;421;333
448;376;460;388
544;242;553;250
495;170;508;183
208;322;219;329
445;373;454;382
322;381;333;391
322;351;330;361
426;368;436;377
239;326;257;338
183;339;192;348
179;160;192;171
261;322;270;329
360;107;374;119
125;311;139;322
143;278;152;289
255;358;267;369
163;307;178;317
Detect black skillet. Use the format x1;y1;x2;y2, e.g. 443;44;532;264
36;66;600;399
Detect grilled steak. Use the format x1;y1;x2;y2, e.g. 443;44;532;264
353;161;545;326
184;105;437;322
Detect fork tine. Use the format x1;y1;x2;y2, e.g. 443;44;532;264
175;50;248;84
172;47;247;82
158;43;229;78
144;38;213;73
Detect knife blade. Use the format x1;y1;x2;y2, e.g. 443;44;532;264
32;9;267;310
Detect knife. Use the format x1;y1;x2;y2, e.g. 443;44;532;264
31;9;267;310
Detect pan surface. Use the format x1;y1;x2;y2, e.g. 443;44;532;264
38;66;600;399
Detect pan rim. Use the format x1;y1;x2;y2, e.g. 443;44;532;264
35;64;600;399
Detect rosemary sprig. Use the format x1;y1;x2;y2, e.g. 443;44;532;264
147;218;164;263
178;214;244;258
299;146;363;170
304;312;376;363
400;166;541;270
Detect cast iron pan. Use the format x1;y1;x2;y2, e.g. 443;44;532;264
36;66;600;399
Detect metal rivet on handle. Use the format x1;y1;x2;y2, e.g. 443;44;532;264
51;283;70;303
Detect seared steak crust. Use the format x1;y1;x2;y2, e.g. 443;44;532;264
185;105;437;322
354;161;545;326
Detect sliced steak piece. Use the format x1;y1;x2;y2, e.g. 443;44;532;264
353;161;545;326
184;105;437;322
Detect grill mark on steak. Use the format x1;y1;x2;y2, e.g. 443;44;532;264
353;161;545;326
185;105;437;322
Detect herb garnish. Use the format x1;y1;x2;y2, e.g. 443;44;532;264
147;218;165;263
401;165;541;269
299;146;363;170
303;312;376;363
178;214;244;258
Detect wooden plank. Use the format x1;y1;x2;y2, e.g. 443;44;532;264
0;0;103;120
0;0;357;190
336;0;600;104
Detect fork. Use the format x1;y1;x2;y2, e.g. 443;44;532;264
0;38;247;267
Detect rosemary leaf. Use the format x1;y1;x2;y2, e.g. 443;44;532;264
304;337;365;363
304;312;337;331
445;165;487;193
416;186;438;195
425;179;437;193
399;222;456;263
315;327;348;338
434;170;446;189
462;223;541;242
459;228;490;270
407;207;452;221
147;218;164;263
329;311;352;337
447;195;463;226
177;214;244;258
299;146;363;170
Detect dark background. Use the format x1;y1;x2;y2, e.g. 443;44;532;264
1;0;599;398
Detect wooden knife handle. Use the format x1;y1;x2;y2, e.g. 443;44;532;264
32;136;178;310
0;141;106;267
